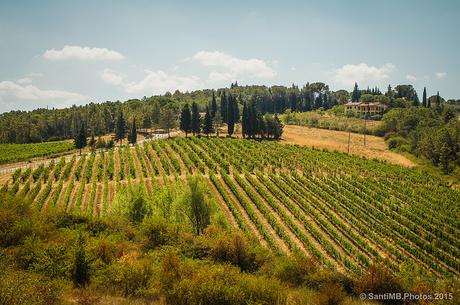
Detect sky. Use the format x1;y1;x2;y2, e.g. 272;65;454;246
0;0;459;112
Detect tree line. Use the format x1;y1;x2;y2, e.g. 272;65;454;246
179;91;284;140
1;81;458;144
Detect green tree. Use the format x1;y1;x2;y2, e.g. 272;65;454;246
72;233;90;287
422;87;427;107
191;102;201;136
160;107;177;138
220;91;228;123
352;82;360;102
74;124;87;155
179;103;192;137
128;118;137;144
227;95;235;137
435;91;441;113
114;110;126;146
180;177;212;235
213;111;223;137
210;91;218;118
203;106;214;137
242;102;249;138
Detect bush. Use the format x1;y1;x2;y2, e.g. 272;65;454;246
0;269;64;305
386;136;409;150
272;253;317;287
93;258;154;297
0;193;35;247
141;216;179;250
161;258;287;305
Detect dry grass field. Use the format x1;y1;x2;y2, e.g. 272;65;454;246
281;125;414;167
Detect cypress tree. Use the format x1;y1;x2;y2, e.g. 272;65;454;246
227;95;235;137
435;91;441;113
352;82;360;102
210;91;217;118
203;106;214;137
242;102;248;138
422;87;427;107
180;103;192;137
74;124;87;155
249;102;257;138
220;91;228;123
128;118;137;144
233;95;240;123
114;110;126;146
191;102;201;136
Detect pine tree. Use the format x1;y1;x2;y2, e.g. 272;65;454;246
227;95;235;137
128;118;137;144
220;91;228;123
210;91;217;118
191;102;201;136
114;110;126;146
72;233;90;287
180;104;192;137
352;82;360;102
422;87;427;107
74;124;87;155
203;106;214;137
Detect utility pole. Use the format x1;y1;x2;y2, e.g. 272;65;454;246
347;129;351;153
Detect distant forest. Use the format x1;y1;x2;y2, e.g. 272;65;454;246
0;81;458;144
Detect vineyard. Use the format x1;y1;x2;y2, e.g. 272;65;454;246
0;140;75;164
2;137;459;278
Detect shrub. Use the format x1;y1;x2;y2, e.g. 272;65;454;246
0;269;64;305
386;136;409;150
141;216;179;250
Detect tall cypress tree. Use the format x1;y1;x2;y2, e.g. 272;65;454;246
210;91;217;118
74;124;87;155
422;87;427;107
128;118;137;144
220;91;228;123
227;95;235;137
435;91;441;113
180;103;192;137
233;96;240;123
203;106;214;137
241;102;248;138
352;82;360;102
191;102;201;136
114;110;126;146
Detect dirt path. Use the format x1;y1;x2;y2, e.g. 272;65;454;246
217;176;268;248
207;178;239;230
231;175;290;254
241;175;310;254
282;125;414;167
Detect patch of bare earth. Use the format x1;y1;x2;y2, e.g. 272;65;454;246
282;125;414;167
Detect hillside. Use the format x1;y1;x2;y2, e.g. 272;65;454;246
2;136;459;278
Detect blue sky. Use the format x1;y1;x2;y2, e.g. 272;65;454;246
0;0;459;112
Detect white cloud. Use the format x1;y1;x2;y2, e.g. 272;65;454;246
101;69;202;95
334;63;395;86
207;71;236;83
435;72;447;79
43;45;124;61
0;80;87;111
193;51;276;81
17;78;33;85
125;70;202;94
101;69;126;85
406;74;417;81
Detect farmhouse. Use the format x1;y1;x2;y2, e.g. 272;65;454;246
344;101;386;115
